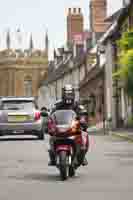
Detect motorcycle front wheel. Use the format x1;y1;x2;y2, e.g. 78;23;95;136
59;151;69;181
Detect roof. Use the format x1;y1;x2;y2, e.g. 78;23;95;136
99;3;133;44
80;65;104;89
98;21;118;44
105;8;124;23
40;52;87;87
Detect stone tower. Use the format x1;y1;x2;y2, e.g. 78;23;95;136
67;8;84;46
90;0;109;38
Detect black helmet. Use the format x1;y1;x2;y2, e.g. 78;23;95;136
62;84;75;104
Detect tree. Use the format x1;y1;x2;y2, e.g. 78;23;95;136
114;29;133;97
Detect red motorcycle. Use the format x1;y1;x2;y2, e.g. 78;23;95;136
48;110;89;181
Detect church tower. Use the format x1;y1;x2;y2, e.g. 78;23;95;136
90;0;109;40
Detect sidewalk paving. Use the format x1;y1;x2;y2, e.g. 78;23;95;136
87;121;105;132
88;122;133;142
110;129;133;142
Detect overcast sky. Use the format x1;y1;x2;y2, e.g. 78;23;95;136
0;0;122;59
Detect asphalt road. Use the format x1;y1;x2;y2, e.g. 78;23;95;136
0;134;133;200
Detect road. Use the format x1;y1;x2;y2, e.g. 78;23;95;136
0;134;133;200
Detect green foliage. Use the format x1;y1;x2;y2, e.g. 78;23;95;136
90;111;95;117
114;29;133;97
127;116;133;127
117;29;133;51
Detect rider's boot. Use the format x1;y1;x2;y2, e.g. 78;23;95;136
82;157;88;166
48;149;56;166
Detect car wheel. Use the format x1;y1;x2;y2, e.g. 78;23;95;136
38;130;44;140
0;131;3;136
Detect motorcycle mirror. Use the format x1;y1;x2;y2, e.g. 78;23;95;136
75;116;80;120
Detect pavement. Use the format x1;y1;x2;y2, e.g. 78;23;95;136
88;122;133;142
87;121;106;132
0;135;133;199
111;129;133;142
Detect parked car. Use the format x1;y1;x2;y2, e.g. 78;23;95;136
0;96;44;139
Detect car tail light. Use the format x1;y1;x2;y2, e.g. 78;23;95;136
35;111;41;121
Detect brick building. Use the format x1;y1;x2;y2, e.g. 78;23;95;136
38;8;88;109
79;0;110;126
102;0;133;129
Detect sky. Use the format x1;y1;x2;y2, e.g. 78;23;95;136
0;0;122;59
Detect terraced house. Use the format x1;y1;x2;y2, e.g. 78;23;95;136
38;8;90;108
38;0;133;131
101;0;133;129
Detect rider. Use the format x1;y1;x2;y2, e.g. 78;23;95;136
78;105;89;131
48;84;88;166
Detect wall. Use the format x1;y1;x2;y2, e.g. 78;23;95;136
105;40;117;129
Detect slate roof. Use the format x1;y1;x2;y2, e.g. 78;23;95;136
79;62;104;89
40;52;87;87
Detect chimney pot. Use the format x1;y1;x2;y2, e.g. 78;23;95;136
78;8;81;13
73;8;76;13
68;8;71;14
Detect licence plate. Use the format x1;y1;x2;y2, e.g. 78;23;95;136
8;115;27;122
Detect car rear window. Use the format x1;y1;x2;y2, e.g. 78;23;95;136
1;101;35;110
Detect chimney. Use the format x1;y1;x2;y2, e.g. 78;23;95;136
67;7;84;46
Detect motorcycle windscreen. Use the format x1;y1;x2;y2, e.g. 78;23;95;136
51;110;76;125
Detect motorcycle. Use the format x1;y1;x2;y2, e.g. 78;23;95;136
47;109;89;181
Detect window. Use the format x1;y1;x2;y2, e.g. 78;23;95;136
1;101;34;110
24;76;32;97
